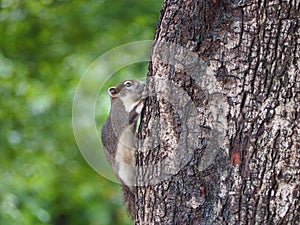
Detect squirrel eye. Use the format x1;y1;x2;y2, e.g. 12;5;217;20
124;81;132;88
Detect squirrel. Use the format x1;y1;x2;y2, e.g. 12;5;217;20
101;80;145;218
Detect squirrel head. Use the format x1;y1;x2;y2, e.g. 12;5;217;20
108;80;145;112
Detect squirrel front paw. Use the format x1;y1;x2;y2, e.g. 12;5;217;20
135;97;145;114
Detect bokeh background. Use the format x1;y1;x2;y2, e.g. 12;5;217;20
0;1;161;225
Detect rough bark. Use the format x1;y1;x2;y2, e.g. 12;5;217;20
136;0;299;224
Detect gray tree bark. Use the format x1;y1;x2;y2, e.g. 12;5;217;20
136;0;299;224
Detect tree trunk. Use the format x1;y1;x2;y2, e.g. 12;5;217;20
136;0;299;224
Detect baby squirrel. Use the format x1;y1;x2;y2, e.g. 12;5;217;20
101;80;145;217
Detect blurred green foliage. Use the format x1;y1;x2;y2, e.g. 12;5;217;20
0;0;161;224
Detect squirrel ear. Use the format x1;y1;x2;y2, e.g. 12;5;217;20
108;87;118;97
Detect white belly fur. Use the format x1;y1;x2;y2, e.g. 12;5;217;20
115;127;136;187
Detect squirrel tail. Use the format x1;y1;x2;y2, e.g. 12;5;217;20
122;185;135;219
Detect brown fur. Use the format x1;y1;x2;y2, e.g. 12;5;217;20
101;80;144;218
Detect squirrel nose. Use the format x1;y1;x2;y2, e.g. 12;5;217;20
140;81;145;89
